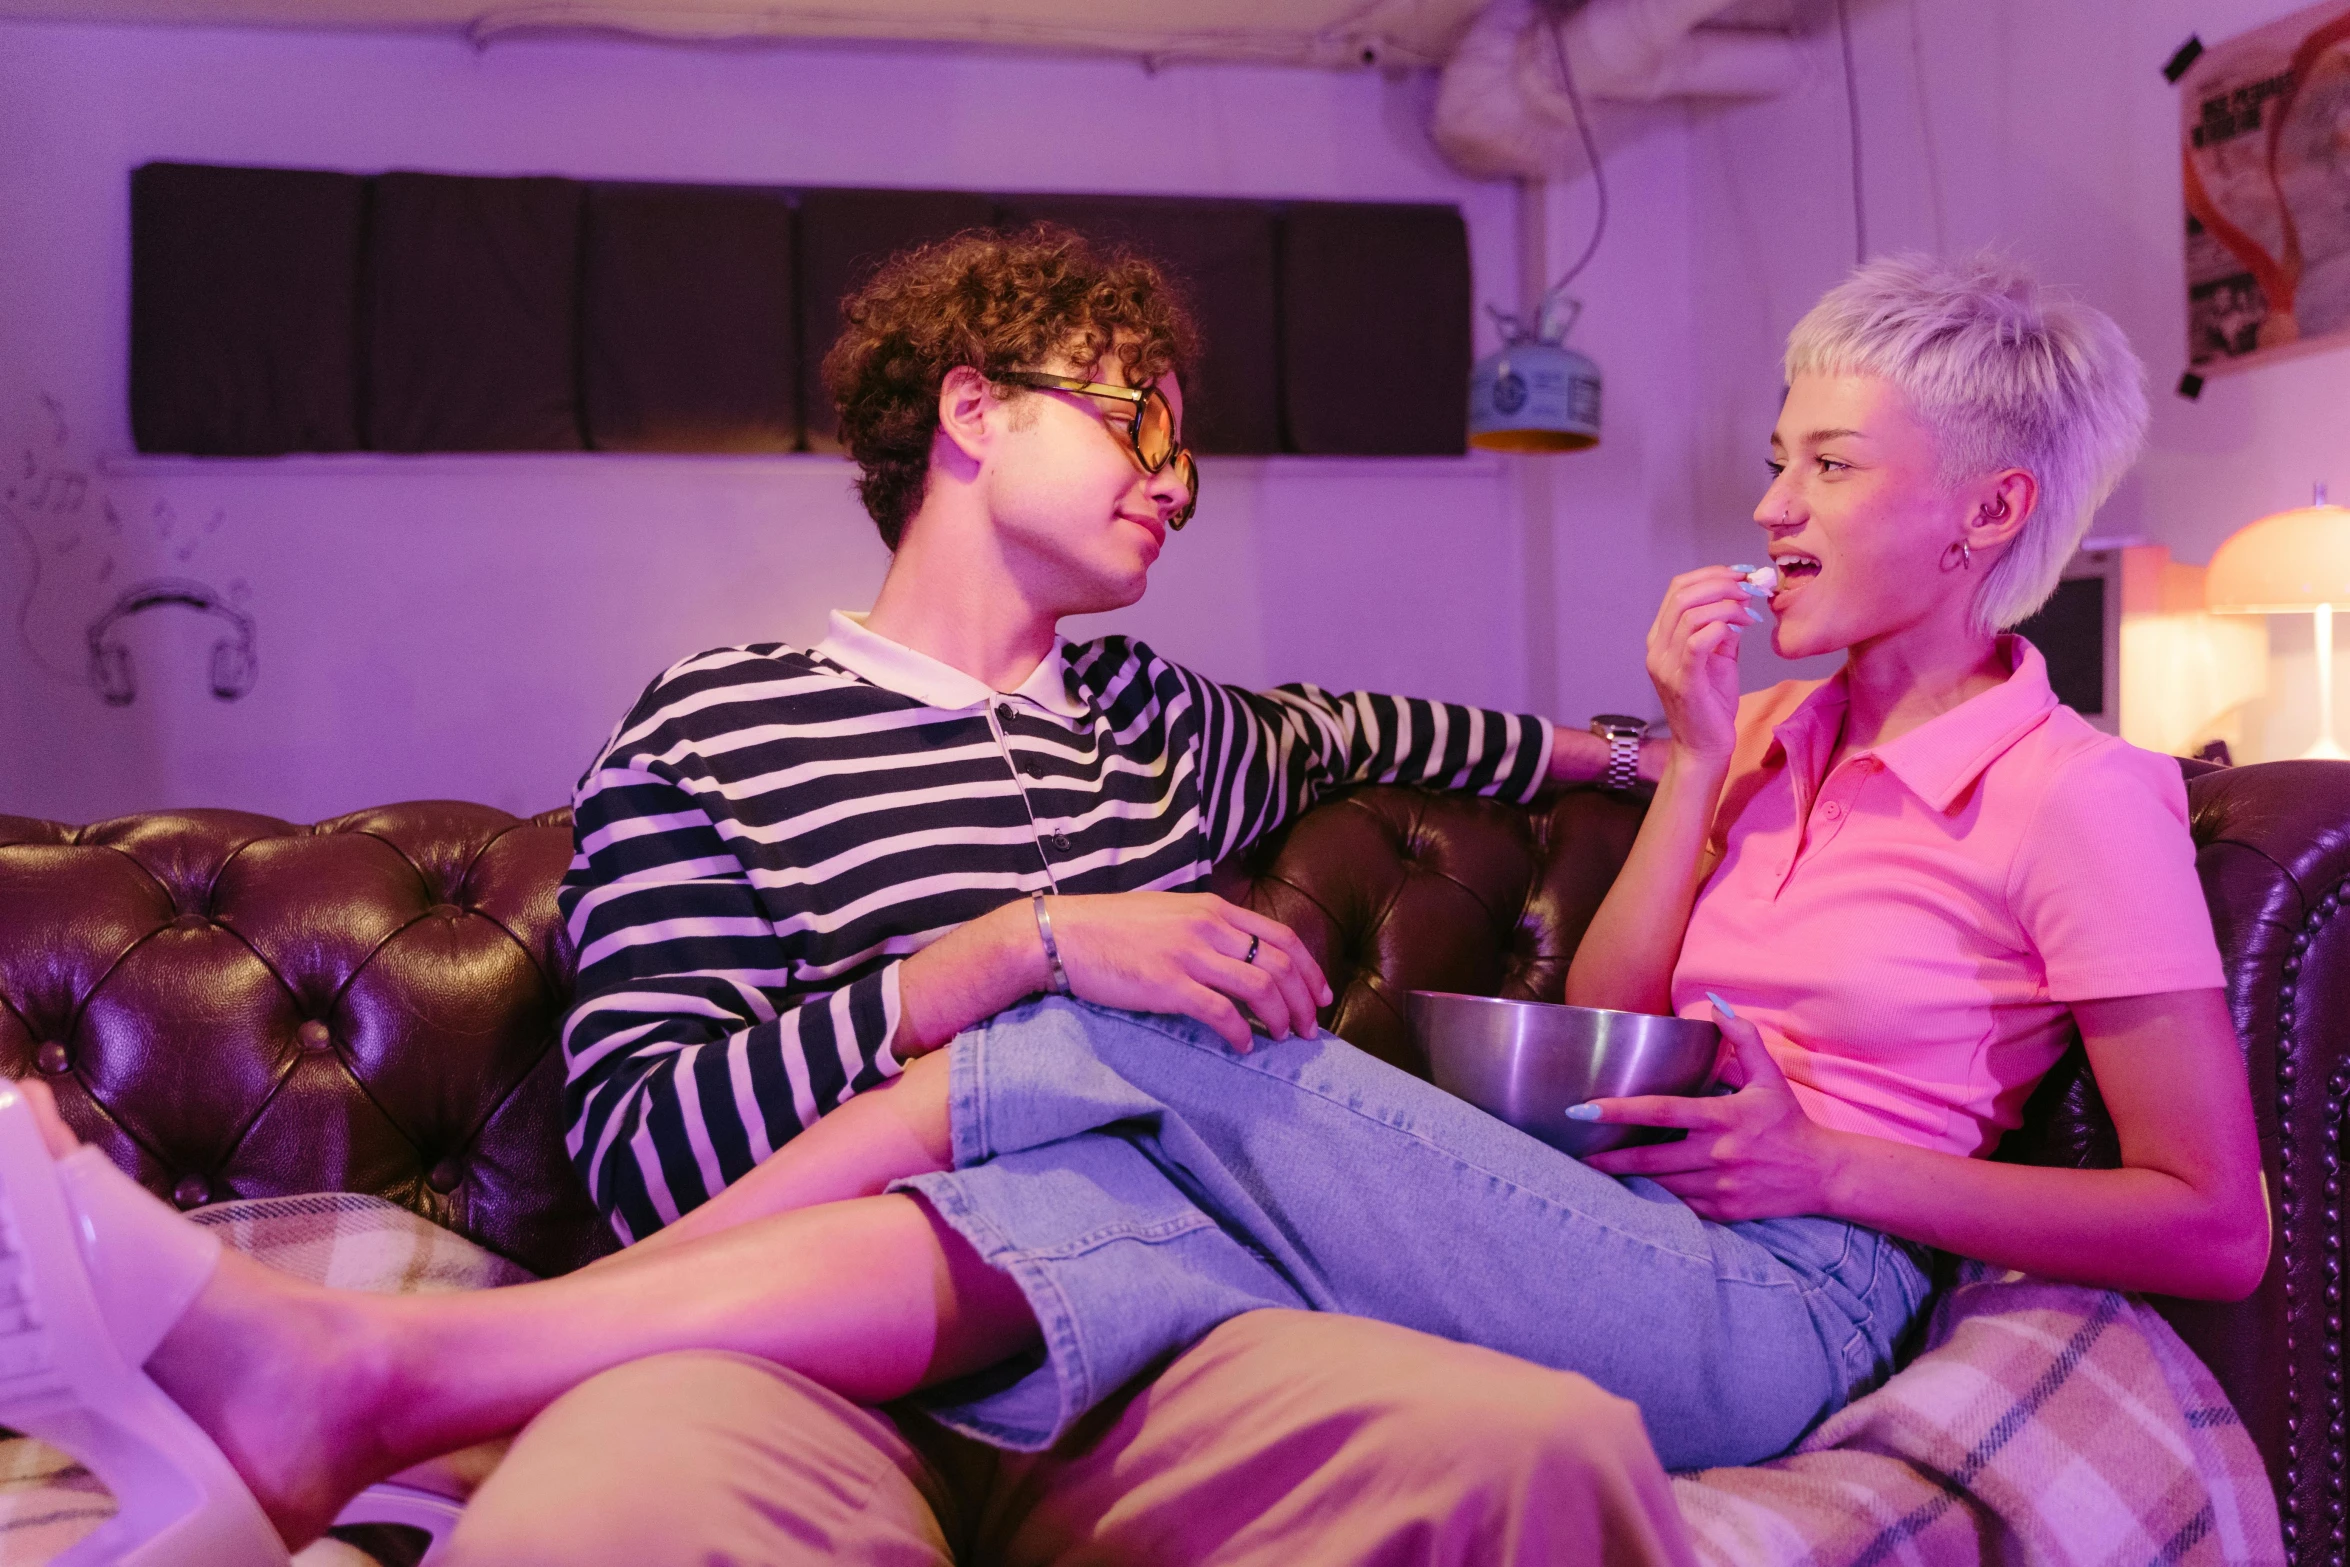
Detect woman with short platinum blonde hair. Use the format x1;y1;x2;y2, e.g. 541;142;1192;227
1783;250;2152;634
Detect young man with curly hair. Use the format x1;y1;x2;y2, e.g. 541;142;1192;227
446;225;1687;1567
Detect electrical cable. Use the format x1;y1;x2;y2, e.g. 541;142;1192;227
1904;0;1948;255
1543;14;1610;295
1833;0;1867;263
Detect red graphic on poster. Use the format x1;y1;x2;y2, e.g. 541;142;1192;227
2182;0;2350;369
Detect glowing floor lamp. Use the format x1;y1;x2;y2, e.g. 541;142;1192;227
2207;484;2350;760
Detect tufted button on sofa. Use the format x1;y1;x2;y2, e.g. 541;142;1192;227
5;761;2348;1563
0;800;610;1277
1204;784;1646;1074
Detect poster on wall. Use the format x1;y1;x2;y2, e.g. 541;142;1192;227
2182;0;2350;371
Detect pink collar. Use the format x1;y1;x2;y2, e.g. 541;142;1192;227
1767;636;2061;812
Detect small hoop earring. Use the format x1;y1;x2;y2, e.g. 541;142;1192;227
1940;540;1973;573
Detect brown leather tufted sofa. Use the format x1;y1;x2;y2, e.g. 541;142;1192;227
5;761;2347;1565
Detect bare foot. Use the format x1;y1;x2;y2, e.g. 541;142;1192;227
19;1077;412;1550
144;1256;408;1549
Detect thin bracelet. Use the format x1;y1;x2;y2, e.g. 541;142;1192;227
1031;891;1072;995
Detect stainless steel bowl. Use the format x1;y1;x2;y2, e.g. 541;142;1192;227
1407;991;1722;1157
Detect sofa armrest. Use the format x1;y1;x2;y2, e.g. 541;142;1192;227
2168;760;2350;1563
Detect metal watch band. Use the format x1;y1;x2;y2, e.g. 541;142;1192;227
1590;715;1645;792
1031;891;1072;995
1604;730;1640;791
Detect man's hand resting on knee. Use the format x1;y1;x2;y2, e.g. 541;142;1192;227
893;892;1331;1057
1051;893;1332;1049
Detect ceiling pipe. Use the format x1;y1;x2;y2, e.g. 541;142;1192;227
465;2;1445;66
1531;0;1800;102
1432;0;1802;181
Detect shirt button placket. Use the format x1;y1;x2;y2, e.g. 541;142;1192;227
988;701;1058;885
1815;762;1871;845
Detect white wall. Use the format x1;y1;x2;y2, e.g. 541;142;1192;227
0;20;1696;823
1687;0;2350;760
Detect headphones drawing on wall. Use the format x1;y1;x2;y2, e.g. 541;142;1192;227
86;578;258;706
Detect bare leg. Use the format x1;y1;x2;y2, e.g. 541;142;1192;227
15;1079;1033;1552
618;1049;955;1263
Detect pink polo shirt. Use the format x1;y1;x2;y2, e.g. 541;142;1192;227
1670;636;2224;1158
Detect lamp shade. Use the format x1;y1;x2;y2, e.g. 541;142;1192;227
2206;500;2350;612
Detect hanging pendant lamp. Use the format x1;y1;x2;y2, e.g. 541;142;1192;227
1469;292;1600;452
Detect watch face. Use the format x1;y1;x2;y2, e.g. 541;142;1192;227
1591;713;1646;738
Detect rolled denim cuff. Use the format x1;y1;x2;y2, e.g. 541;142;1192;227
893;1014;1299;1451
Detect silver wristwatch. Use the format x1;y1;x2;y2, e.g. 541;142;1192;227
1590;714;1646;792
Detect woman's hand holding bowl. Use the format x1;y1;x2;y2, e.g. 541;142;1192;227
1575;1002;1851;1222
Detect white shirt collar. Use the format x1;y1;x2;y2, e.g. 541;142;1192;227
812;610;1092;722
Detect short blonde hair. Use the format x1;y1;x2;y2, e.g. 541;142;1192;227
1784;252;2149;634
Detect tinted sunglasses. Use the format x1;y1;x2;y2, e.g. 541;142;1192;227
993;371;1199;530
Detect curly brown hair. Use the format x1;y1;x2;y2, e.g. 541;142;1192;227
822;223;1199;549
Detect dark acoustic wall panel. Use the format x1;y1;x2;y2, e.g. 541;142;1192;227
130;164;1476;463
998;195;1280;457
795;188;1000;451
582;184;798;453
367;173;585;453
1279;202;1472;456
130;163;365;455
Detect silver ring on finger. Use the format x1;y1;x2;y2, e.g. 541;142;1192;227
1244;934;1261;965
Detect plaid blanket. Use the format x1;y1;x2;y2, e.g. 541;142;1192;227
2;1202;2286;1567
1673;1263;2285;1567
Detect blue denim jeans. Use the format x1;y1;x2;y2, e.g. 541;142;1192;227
897;997;1930;1472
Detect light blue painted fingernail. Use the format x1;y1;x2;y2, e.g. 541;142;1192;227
1706;991;1738;1019
1565;1102;1603;1121
1739;581;1773;598
1729;563;1758;573
1745;604;1767;624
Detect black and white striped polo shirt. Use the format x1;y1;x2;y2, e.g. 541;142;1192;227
559;611;1553;1241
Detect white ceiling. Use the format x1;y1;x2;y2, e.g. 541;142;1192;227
0;0;1501;66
